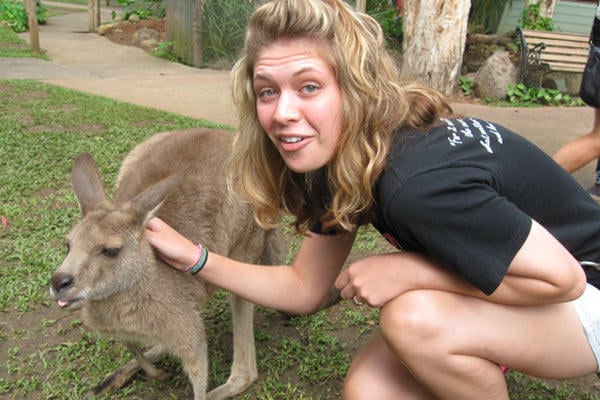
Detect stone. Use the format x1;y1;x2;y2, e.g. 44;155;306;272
97;23;116;36
474;50;518;100
132;27;159;47
140;38;159;50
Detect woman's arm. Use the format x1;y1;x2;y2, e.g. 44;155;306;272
146;217;356;314
336;220;586;307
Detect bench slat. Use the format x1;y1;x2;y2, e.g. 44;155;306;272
520;28;589;73
525;38;589;51
540;50;589;59
540;63;585;73
540;56;587;66
522;29;590;43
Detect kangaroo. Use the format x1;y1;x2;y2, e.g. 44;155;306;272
49;128;285;400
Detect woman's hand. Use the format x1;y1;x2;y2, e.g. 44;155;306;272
335;220;587;308
335;252;418;307
145;217;198;271
335;251;481;307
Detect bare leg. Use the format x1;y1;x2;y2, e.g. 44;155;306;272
553;107;600;172
343;332;437;400
375;290;598;400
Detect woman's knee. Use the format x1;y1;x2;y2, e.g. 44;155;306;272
380;290;452;356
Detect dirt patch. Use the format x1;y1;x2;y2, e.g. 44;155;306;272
100;18;166;51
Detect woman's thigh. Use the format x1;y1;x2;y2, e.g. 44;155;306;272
379;288;598;380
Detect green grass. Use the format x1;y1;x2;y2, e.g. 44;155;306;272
0;4;598;399
0;80;223;313
49;0;88;5
0;25;47;58
0;79;355;399
1;80;600;400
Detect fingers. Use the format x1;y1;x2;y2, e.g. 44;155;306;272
334;269;349;291
335;270;354;300
335;269;364;303
145;217;165;232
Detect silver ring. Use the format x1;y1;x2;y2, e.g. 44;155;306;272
353;295;364;306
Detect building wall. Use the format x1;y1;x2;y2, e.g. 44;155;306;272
497;0;596;35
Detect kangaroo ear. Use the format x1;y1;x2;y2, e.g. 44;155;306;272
129;170;186;227
71;153;109;216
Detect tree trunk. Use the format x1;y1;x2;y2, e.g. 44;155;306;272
356;0;366;12
24;0;40;54
192;0;205;67
401;0;471;95
88;0;100;32
166;0;205;67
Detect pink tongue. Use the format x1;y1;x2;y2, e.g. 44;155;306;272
58;300;68;308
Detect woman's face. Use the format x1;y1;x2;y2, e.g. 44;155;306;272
253;38;343;173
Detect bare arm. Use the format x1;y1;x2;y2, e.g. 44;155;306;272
336;220;586;307
146;217;356;314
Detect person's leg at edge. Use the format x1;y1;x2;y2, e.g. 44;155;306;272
553;107;600;173
342;332;437;400
344;288;598;400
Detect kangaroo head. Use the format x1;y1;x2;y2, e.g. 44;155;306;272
49;153;179;310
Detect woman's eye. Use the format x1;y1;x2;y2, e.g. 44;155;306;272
258;88;276;98
101;247;120;258
300;84;320;95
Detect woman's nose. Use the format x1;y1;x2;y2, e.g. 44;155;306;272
273;91;300;123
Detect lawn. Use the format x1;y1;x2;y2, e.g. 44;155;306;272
0;25;47;58
1;5;600;399
1;81;600;400
0;79;390;399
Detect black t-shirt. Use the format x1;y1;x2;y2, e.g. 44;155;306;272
314;118;600;295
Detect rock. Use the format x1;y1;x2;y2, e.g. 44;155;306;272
97;23;117;36
132;27;159;47
474;50;518;100
140;38;159;50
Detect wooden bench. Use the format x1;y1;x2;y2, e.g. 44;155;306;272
516;27;590;87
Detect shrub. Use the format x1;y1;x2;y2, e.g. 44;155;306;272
366;0;403;49
520;3;554;31
507;83;583;106
0;0;48;33
116;0;165;21
202;0;254;67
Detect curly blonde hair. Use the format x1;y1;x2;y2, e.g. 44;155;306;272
229;0;452;233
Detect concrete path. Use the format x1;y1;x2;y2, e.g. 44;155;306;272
2;4;597;188
3;6;237;127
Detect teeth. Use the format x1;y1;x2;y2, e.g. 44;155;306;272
281;137;302;144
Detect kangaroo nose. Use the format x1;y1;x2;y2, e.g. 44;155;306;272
52;273;74;293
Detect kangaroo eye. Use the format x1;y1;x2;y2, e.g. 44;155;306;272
101;247;120;258
64;241;70;254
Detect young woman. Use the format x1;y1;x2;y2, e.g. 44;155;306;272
146;0;600;398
